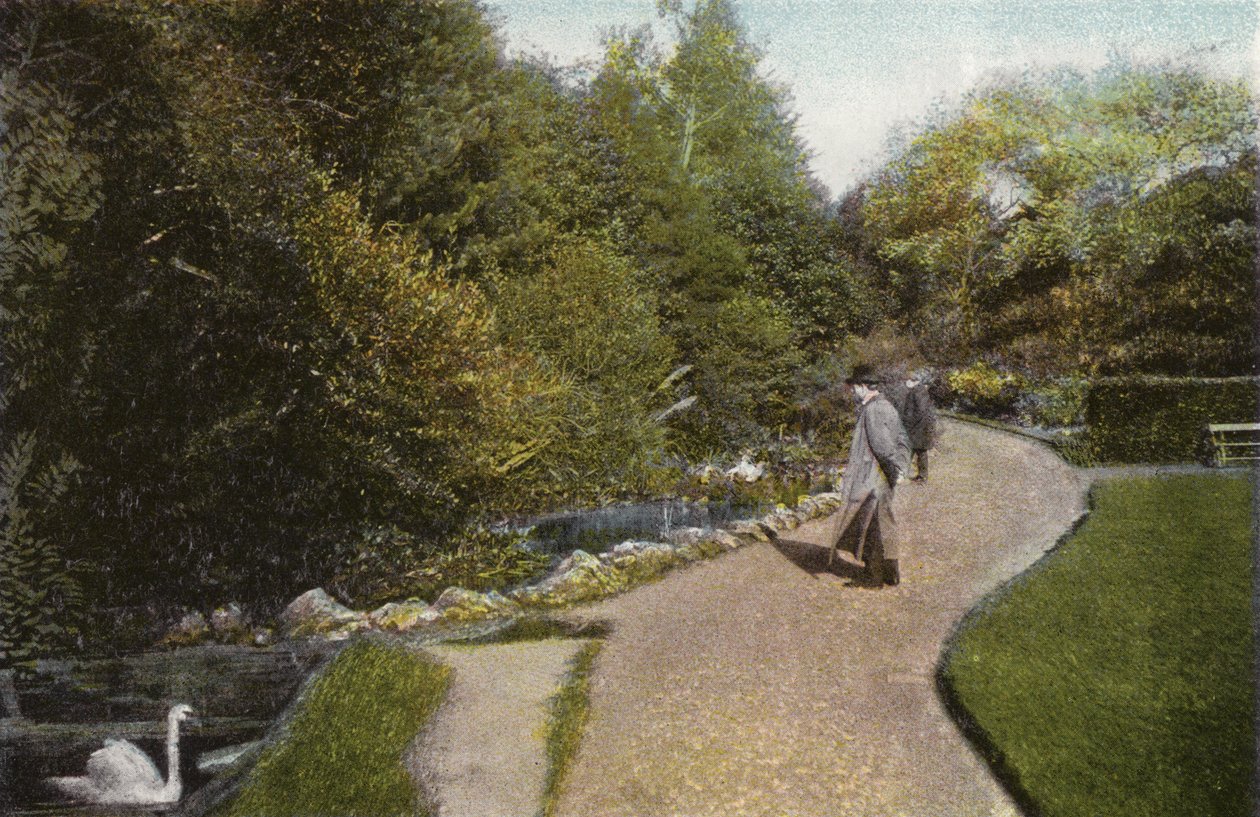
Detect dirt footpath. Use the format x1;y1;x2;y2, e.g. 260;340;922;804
411;638;590;817
553;419;1089;817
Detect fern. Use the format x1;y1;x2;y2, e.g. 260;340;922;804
0;433;82;668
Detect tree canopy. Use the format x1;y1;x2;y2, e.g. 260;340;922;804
861;64;1256;375
0;0;1252;663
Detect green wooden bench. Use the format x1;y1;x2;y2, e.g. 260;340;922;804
1206;423;1260;466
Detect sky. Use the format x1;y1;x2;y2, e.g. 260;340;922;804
484;0;1257;197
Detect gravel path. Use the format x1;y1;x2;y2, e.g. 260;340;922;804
411;638;590;817
551;418;1090;817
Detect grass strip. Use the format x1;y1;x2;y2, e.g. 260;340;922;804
221;639;451;817
941;474;1254;817
539;639;602;817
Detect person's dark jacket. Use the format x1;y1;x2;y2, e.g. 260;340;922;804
900;384;937;450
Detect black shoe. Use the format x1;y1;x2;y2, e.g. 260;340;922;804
883;559;900;585
845;565;881;588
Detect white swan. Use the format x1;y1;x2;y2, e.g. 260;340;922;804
47;703;195;806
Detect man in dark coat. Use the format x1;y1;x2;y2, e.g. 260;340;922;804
827;364;912;586
899;370;937;481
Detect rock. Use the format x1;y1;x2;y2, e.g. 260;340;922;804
197;740;263;775
725;454;766;482
507;585;547;606
162;611;210;647
729;520;773;542
369;600;441;632
616;544;680;581
680;537;730;562
279;588;366;638
814;492;845;510
433;587;520;622
762;511;799;532
665;527;708;547
513;549;627;607
210;603;250;644
252;628;276;647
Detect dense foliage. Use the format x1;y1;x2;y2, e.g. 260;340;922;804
861;65;1256;376
1085;376;1260;464
0;0;859;658
1;0;1253;662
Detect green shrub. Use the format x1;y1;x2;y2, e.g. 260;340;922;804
0;435;83;668
667;294;803;455
330;525;551;607
789;353;856;455
1016;377;1088;429
840;327;925;382
944;361;1030;417
1085;376;1259;464
1050;429;1098;468
489;236;676;508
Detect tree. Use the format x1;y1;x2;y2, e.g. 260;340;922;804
588;1;837;449
861;62;1256;374
490;236;676;506
0;1;508;607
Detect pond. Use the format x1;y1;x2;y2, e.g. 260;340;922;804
519;490;819;554
0;643;333;816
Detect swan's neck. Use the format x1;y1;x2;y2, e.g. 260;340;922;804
161;716;183;800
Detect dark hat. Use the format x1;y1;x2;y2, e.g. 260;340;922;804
844;363;880;386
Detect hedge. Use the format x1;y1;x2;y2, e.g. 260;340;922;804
1084;376;1260;464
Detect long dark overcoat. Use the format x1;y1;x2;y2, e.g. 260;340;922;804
832;393;910;560
900;384;937;450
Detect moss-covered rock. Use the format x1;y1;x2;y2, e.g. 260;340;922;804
369;600;441;632
512;550;628;607
210;603;252;645
676;536;728;562
432;587;521;622
161;610;211;648
712;531;745;550
283;489;853;641
280;588;367;638
730;520;774;542
612;544;681;582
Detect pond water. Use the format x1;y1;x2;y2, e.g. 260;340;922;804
520;497;773;554
0;644;332;816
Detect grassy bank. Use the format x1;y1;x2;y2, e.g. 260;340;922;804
941;474;1254;817
220;639;451;817
540;640;603;817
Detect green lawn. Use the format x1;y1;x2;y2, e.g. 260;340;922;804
942;474;1255;817
220;639;451;817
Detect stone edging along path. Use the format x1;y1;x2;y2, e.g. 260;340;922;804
276;493;850;640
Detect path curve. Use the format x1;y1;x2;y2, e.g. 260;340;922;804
553;418;1089;817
